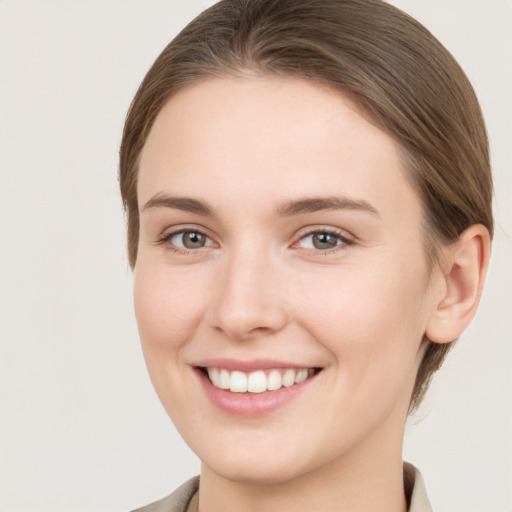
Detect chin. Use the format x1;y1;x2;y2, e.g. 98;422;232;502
190;431;326;486
203;455;305;485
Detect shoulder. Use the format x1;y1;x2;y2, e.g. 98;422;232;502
404;462;433;512
130;476;199;512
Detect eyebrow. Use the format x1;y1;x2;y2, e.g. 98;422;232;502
142;195;215;216
275;196;379;217
141;194;379;218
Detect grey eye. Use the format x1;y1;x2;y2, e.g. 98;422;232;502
172;231;209;249
299;232;344;250
311;232;339;249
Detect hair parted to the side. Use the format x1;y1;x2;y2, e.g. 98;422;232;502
119;0;493;411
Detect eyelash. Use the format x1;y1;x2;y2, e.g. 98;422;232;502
155;228;214;255
293;228;354;254
156;227;355;255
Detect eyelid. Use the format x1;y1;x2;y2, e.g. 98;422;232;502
154;224;355;255
155;225;218;253
291;226;355;251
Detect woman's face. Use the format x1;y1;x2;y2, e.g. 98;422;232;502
135;77;442;484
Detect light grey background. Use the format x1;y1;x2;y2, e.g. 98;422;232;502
0;1;510;511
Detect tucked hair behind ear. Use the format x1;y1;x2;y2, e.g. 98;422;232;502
119;0;493;410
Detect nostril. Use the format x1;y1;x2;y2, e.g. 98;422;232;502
212;322;280;342
249;326;273;334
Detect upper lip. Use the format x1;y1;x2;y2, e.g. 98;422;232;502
193;358;317;372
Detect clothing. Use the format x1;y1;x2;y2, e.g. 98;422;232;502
404;462;433;512
131;477;198;512
131;462;432;512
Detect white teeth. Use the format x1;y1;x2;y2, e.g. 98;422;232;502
247;370;267;393
207;368;220;387
295;369;308;383
230;371;247;392
267;369;282;391
282;369;295;387
219;369;230;389
206;367;316;393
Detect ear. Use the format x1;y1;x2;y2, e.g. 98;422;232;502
425;224;491;344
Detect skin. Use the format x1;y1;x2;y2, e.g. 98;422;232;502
133;77;487;511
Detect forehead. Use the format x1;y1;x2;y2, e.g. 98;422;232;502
138;76;421;222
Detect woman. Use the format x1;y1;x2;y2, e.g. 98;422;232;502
119;0;492;510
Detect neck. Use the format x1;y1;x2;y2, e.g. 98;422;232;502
197;418;408;512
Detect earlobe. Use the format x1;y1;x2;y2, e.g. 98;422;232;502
425;224;491;344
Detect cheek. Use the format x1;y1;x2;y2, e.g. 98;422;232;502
293;256;430;396
297;261;427;340
132;261;215;419
133;262;211;353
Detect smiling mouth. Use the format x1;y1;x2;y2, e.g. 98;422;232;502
202;367;319;394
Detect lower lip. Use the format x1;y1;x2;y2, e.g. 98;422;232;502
196;369;318;417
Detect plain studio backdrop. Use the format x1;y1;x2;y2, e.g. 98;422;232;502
0;1;510;511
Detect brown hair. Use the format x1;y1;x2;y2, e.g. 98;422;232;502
119;0;493;411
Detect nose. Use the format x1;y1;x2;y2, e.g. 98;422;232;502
208;249;288;341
